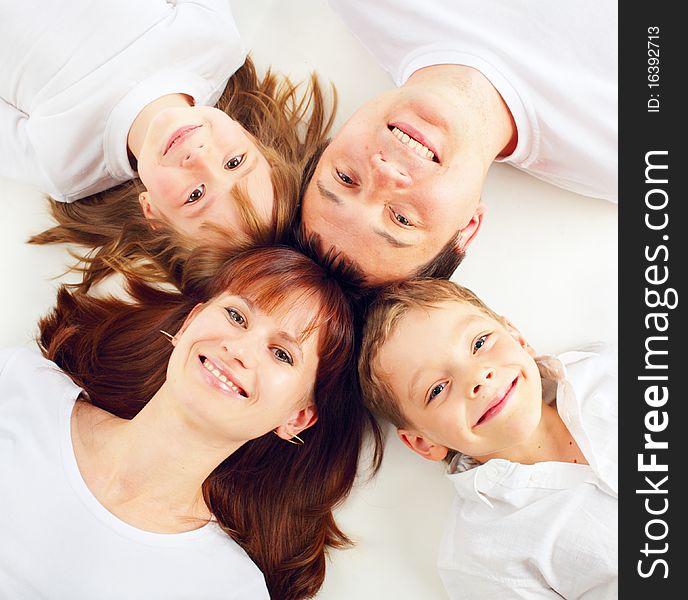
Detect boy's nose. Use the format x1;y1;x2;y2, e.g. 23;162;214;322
469;366;495;398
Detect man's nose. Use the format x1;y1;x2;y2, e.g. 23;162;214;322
369;154;412;189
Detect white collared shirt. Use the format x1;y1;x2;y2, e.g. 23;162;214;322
438;347;617;599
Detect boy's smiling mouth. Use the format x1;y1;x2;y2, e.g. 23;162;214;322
474;375;519;427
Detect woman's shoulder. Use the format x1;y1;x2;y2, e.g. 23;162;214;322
0;346;81;411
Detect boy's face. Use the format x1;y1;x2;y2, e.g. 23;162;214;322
376;301;543;462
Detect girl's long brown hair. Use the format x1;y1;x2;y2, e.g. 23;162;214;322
38;245;381;600
29;56;337;293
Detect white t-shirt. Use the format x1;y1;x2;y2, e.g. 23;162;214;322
0;0;245;202
439;347;618;599
0;347;269;600
329;0;618;202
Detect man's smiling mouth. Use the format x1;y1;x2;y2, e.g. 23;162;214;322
388;124;439;162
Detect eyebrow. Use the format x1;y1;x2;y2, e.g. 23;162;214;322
316;180;413;249
238;295;304;362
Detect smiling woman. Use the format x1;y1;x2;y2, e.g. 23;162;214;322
0;246;381;600
1;0;335;291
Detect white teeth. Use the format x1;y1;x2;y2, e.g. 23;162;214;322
202;358;245;396
391;126;435;161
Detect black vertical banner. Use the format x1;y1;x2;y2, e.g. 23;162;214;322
619;3;685;595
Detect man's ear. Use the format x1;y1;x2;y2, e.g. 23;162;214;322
455;202;485;253
397;429;448;462
274;405;318;440
171;303;205;346
500;316;536;357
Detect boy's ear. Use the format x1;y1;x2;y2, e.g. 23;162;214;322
455;202;485;253
500;316;536;357
398;429;448;462
171;303;205;346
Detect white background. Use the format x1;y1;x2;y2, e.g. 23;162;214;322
0;1;617;598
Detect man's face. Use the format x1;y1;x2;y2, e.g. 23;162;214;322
302;87;487;284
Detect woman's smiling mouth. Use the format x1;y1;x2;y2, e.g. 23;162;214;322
474;375;519;427
198;355;248;398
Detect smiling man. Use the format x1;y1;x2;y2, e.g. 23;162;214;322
301;0;618;284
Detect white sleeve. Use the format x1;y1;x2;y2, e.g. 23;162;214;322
0;98;54;194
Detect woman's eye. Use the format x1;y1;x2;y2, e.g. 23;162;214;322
224;154;245;170
273;347;293;365
473;335;489;353
225;308;246;327
186;184;206;204
336;170;355;185
392;209;413;227
428;382;446;403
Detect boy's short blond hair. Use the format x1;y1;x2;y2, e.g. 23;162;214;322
359;279;501;431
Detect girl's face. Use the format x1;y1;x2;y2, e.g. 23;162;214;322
166;291;322;444
136;106;274;238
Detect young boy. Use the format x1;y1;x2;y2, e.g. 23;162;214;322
359;279;617;599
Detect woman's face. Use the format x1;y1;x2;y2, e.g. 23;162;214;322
166;291;322;443
136;106;274;238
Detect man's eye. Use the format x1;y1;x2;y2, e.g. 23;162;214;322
336;170;355;185
428;382;446;403
225;308;247;327
273;347;293;365
225;154;245;170
392;210;413;227
186;184;206;204
473;335;488;352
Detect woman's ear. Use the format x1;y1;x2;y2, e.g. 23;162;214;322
274;405;318;440
171;303;205;346
501;316;536;357
397;429;448;462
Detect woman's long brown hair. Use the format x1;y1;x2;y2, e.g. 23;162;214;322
38;245;381;600
29;56;337;293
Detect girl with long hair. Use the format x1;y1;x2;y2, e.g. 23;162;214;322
1;1;334;290
0;246;380;600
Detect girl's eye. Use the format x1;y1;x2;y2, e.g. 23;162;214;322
473;335;489;353
225;154;245;170
273;347;293;365
336;170;355;185
392;209;413;227
428;382;446;403
186;184;206;204
225;308;247;327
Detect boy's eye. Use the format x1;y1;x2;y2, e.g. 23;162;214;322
427;382;446;403
336;169;355;185
225;154;245;170
225;307;247;327
272;347;293;365
473;334;489;353
186;184;206;204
